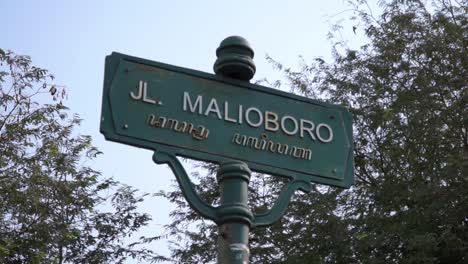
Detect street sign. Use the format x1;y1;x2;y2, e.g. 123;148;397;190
100;52;353;187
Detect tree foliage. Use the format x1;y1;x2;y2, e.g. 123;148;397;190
159;0;468;263
0;50;168;263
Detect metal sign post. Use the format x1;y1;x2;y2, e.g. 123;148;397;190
100;36;354;263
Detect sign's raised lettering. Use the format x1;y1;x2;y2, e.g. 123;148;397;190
232;133;312;160
182;92;333;143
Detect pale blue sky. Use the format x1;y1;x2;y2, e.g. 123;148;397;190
2;0;361;261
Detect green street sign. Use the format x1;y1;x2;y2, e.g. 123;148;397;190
100;52;354;188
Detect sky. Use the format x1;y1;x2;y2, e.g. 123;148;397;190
2;0;362;262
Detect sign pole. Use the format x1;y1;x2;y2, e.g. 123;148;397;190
216;161;252;263
100;35;354;264
213;36;257;264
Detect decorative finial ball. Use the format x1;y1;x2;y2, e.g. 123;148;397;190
214;36;256;81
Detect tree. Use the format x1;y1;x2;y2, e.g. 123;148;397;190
0;50;168;263
159;0;468;263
